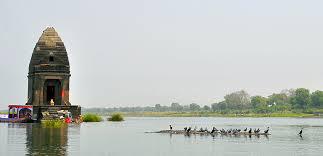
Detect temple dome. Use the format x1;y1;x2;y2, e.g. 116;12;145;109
29;27;70;74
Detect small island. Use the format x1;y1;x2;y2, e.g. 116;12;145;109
108;113;124;121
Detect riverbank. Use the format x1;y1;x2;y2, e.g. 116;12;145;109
120;111;322;118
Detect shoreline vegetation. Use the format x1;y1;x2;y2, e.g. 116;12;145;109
83;88;323;118
119;111;320;118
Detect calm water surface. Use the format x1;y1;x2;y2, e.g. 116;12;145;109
0;117;323;156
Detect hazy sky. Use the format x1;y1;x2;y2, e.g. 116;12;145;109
1;0;323;109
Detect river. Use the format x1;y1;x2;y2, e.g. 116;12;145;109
0;117;322;156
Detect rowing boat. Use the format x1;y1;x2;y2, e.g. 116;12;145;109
150;130;271;135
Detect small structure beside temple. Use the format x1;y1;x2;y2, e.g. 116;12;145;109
26;27;81;120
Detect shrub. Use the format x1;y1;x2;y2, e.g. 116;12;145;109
108;113;124;122
41;120;66;128
254;106;270;114
82;113;103;122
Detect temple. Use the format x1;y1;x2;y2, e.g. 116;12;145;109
27;27;81;120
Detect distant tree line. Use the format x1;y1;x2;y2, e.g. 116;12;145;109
83;88;323;114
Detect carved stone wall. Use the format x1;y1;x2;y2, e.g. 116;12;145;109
27;27;71;106
26;27;81;120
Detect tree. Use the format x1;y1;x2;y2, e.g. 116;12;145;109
211;103;217;111
218;101;227;110
211;101;227;111
203;105;211;111
171;102;183;112
224;90;251;109
267;93;289;106
189;103;201;111
311;90;323;108
280;89;295;97
254;105;270;113
251;96;267;108
291;88;310;109
155;104;162;112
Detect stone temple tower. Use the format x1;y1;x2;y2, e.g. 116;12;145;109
27;27;71;106
27;27;80;119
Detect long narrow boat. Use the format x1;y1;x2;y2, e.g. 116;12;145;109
0;105;33;123
150;130;271;136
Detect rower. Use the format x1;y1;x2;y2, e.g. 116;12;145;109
299;129;303;136
264;127;269;134
244;128;247;132
184;127;187;131
169;125;173;130
211;127;216;133
248;128;252;134
187;127;191;133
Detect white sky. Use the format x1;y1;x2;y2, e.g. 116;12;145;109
1;0;323;109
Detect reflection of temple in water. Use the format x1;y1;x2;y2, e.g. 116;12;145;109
25;124;68;155
5;124;80;155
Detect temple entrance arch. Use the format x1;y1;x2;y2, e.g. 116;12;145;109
43;79;61;105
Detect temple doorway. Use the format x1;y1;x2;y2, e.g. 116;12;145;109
43;79;61;105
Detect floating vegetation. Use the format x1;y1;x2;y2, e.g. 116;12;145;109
108;113;124;122
82;113;103;122
41;119;66;128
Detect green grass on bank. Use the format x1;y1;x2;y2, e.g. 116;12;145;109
83;113;103;122
83;108;323;118
119;111;320;118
